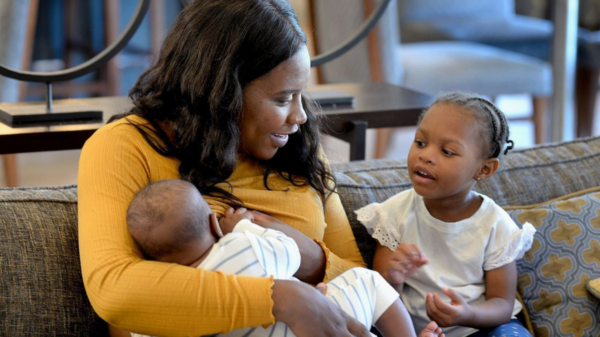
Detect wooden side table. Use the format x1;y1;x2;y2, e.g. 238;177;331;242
315;82;433;160
0;82;433;161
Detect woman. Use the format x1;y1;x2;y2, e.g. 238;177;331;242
78;0;372;336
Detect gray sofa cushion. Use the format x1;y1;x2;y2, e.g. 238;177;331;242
332;136;600;266
0;185;107;336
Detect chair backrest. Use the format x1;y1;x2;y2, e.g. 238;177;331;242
311;0;404;85
398;0;514;21
0;1;31;103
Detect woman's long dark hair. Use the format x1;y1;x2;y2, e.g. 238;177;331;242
110;0;335;205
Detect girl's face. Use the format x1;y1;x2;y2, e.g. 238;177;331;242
239;45;310;161
407;103;487;204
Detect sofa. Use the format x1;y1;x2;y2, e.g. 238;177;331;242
2;136;600;336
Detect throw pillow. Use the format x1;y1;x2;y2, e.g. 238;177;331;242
505;188;600;337
588;277;600;300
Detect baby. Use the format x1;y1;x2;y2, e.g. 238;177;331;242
110;179;444;337
356;92;536;337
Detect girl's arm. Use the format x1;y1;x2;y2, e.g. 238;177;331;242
425;262;517;328
372;242;428;293
470;261;517;326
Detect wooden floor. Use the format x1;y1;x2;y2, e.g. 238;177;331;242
2;94;599;188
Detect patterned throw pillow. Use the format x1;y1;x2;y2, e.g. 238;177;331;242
505;189;600;337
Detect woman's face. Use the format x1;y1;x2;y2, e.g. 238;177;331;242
239;45;310;161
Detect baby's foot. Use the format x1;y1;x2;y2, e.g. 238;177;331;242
418;321;444;337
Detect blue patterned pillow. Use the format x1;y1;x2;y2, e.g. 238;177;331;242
505;189;600;337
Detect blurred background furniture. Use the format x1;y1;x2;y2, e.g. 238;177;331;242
0;0;163;187
311;0;552;158
398;0;553;60
576;27;600;138
0;83;433;162
0;0;36;187
398;0;600;141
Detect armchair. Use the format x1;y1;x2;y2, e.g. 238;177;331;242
397;0;553;60
311;0;552;158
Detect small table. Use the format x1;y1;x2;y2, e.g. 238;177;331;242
0;82;433;160
313;82;433;160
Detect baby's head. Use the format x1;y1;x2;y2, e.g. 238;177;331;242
127;179;219;266
408;92;513;200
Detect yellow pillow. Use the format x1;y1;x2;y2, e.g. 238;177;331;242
588;278;600;300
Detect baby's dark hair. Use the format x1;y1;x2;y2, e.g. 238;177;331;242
419;92;514;158
127;179;208;261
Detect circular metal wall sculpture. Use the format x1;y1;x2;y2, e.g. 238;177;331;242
179;0;393;67
0;0;150;125
0;0;391;125
0;0;150;83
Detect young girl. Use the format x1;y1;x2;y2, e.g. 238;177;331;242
356;92;536;337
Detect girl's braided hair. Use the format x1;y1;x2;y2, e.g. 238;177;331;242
418;92;514;159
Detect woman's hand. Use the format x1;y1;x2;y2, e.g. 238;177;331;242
373;243;428;286
425;288;472;327
272;280;371;337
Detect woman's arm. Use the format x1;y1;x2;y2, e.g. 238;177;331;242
249;210;327;284
272;280;372;337
425;262;517;328
78;126;275;335
320;190;367;280
79;124;371;337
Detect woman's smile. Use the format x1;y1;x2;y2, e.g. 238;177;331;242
271;132;289;147
270;124;299;147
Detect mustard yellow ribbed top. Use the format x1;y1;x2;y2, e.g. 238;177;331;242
78;115;365;336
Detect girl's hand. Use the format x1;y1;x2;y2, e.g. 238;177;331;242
425;288;472;327
219;207;254;235
374;243;429;286
272;280;371;337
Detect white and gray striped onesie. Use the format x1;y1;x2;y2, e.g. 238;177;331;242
133;219;398;337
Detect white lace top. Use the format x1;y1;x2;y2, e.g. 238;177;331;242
355;189;536;337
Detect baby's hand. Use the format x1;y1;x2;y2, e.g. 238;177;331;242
219;207;254;235
316;282;328;296
425;288;472;327
387;243;429;285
